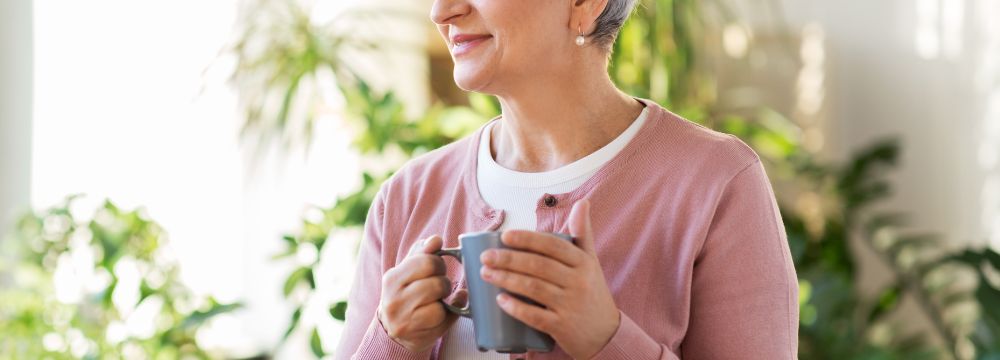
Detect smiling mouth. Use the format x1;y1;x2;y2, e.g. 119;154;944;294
451;35;492;56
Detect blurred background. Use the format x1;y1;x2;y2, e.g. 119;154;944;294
1;0;999;358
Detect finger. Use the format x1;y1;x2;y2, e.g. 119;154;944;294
390;254;447;286
568;199;596;255
409;301;447;331
481;267;562;307
408;235;442;257
401;276;452;307
500;230;584;267
480;249;572;286
407;236;428;256
420;235;444;254
496;292;559;335
427;289;469;334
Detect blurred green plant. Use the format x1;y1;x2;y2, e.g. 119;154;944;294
229;0;999;359
0;196;240;359
268;62;495;360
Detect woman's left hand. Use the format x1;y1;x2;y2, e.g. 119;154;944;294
480;200;620;359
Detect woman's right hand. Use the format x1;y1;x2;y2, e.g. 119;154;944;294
377;235;466;352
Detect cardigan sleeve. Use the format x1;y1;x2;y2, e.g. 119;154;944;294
590;159;798;360
681;159;799;359
333;186;432;360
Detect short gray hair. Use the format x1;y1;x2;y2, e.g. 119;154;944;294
589;0;638;51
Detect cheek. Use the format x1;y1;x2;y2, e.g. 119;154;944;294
494;12;569;67
492;30;568;80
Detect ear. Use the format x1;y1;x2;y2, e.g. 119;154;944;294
569;0;610;35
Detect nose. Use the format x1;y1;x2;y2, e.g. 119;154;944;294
430;0;470;25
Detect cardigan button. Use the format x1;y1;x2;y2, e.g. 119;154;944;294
543;195;558;207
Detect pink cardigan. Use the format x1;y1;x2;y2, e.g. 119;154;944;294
334;99;799;360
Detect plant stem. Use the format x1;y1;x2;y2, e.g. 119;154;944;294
857;225;961;359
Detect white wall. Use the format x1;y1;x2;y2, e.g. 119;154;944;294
0;0;33;240
731;0;1000;352
773;0;1000;251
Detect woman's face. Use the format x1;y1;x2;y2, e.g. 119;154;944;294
430;0;576;94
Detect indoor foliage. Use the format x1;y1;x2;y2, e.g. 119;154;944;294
229;0;999;359
0;197;240;359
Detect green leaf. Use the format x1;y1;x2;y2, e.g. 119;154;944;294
886;234;938;259
865;213;909;234
310;327;325;358
945;249;984;268
866;285;901;322
180;302;243;330
281;307;302;343
985;248;1000;273
329;301;348;321
139;280;156;303
283;267;310;297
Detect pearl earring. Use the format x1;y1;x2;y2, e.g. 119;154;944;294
575;26;585;46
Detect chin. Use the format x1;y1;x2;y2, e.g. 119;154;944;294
452;63;494;93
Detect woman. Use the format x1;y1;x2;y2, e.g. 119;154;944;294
335;0;798;359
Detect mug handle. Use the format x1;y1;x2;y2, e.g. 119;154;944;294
434;248;472;318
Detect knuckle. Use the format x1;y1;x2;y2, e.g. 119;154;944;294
412;279;433;295
438;277;452;295
427;306;446;324
383;300;403;316
500;250;518;267
410;308;426;324
525;279;541;293
431;256;447;274
382;269;398;286
526;256;543;272
417;257;436;275
492;270;507;283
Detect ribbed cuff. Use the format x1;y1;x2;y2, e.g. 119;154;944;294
588;311;670;360
353;316;433;360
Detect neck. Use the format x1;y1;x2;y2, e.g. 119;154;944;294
490;63;644;173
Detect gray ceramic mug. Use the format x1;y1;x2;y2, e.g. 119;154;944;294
435;231;574;354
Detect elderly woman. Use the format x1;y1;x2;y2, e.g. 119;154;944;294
335;0;798;359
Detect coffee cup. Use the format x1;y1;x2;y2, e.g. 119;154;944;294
435;231;574;353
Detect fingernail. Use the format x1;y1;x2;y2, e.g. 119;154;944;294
496;294;509;306
480;250;496;264
480;267;493;280
501;232;514;244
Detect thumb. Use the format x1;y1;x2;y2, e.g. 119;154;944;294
408;235;443;257
421;235;444;254
568;199;596;255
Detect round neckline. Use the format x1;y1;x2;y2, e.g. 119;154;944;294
477;106;650;189
461;98;671;219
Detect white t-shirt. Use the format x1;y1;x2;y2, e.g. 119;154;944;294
439;106;649;358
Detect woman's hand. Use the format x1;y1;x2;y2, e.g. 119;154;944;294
378;235;467;353
480;200;620;359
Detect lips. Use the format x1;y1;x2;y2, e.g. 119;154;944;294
450;34;492;57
